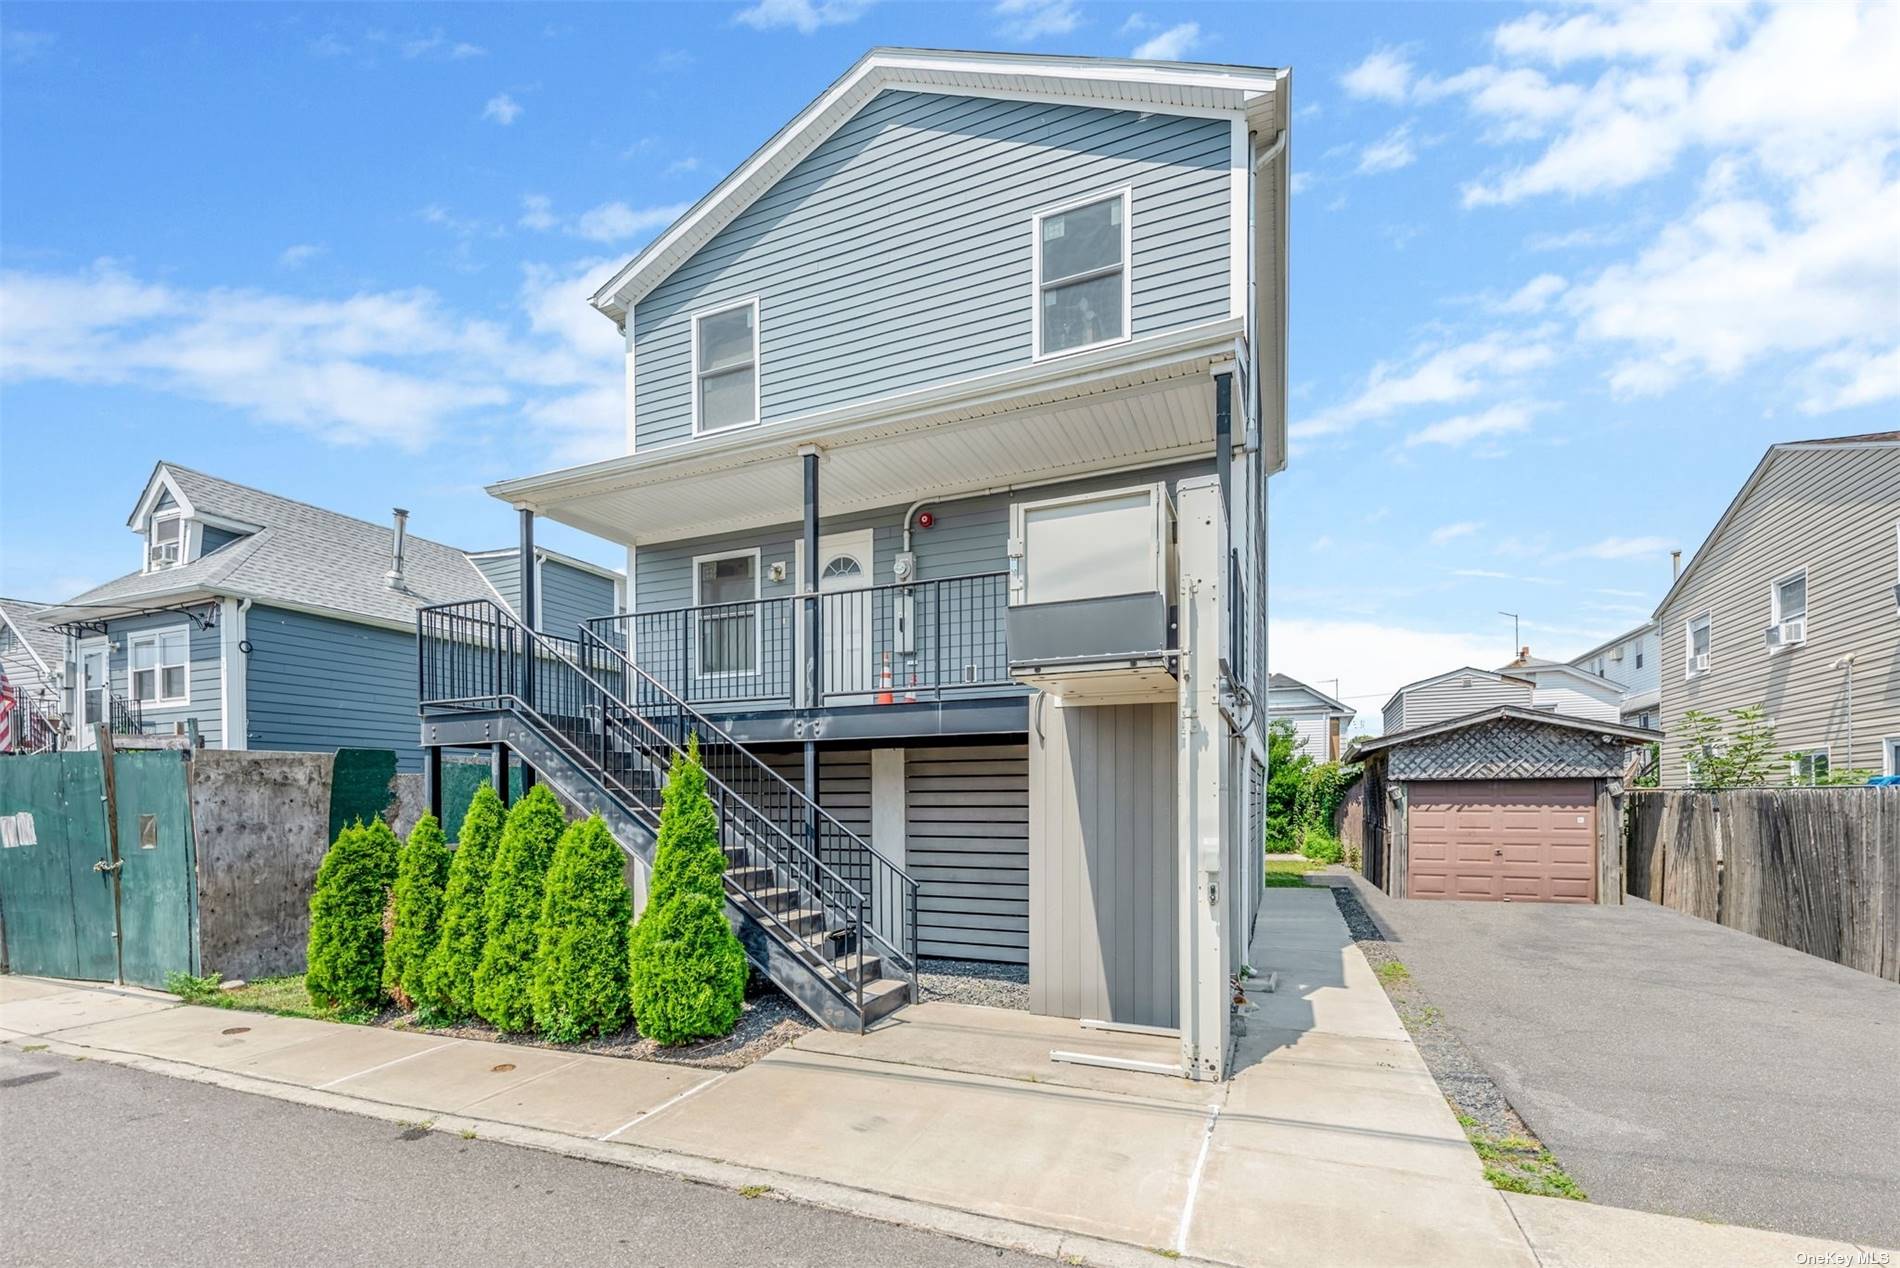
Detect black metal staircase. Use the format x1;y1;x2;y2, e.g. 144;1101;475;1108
417;598;916;1032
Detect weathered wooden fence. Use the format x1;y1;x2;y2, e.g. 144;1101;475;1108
1625;788;1898;982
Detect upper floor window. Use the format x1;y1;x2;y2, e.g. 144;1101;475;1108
1768;568;1807;651
692;299;759;435
1034;190;1130;358
1635;649;1644;669
129;627;189;706
1685;613;1712;678
1789;747;1829;785
148;515;182;570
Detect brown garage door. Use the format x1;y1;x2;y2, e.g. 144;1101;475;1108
1406;780;1596;903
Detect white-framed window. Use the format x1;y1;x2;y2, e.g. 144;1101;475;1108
1032;188;1131;359
691;298;760;435
148;515;183;570
1884;736;1900;777
128;627;190;706
1634;648;1644;670
1685;613;1712;678
693;550;759;675
1789;747;1829;786
1768;568;1808;650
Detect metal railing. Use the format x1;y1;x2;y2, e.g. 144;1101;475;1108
588;571;1012;708
417;598;917;1016
110;694;143;736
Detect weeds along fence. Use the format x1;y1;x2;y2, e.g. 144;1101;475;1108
1624;787;1898;982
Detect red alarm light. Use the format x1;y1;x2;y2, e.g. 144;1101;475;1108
917;511;935;529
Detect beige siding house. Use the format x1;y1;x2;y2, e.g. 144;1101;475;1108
1654;432;1900;784
1380;667;1532;734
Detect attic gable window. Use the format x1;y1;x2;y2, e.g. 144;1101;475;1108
692;299;759;435
1034;189;1131;358
148;516;182;570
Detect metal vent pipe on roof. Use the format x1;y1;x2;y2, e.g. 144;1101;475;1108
386;508;410;590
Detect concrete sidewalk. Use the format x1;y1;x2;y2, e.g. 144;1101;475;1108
4;892;1886;1268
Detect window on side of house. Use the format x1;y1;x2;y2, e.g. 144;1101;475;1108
1884;736;1900;777
1685;613;1712;677
129;627;190;706
1035;190;1129;357
693;300;758;434
148;516;182;570
694;552;758;675
1635;648;1644;669
1789;748;1829;785
1770;568;1808;648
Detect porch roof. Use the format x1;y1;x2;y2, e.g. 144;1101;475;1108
490;319;1242;547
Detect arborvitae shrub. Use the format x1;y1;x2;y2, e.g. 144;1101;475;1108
529;815;633;1043
418;783;505;1020
383;813;451;1009
473;784;566;1032
305;822;391;1012
630;739;748;1046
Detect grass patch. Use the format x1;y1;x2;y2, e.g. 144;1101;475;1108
738;1184;772;1199
1264;856;1325;887
22;1043;48;1053
167;972;374;1025
1375;961;1410;985
1457;1115;1586;1201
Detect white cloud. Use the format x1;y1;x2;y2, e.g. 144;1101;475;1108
1430;520;1482;546
400;30;486;60
1552;535;1676;562
737;0;872;34
1133;22;1200;61
1357;124;1416;174
518;194;558;232
278;244;324;269
1406;401;1535;448
1454;568;1559;586
0;258;627;463
1340;48;1413;103
571;200;692;243
1491;2;1750;68
993;0;1081;40
1293;332;1554;440
482;93;522;125
1289;171;1313;195
1493;273;1566;313
1269;617;1526;724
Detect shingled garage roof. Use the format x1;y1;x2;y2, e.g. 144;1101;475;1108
42;464;497;631
1347;705;1660;762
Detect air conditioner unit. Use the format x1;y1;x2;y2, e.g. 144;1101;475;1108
1610;646;1625;662
1765;618;1806;650
1690;652;1711;674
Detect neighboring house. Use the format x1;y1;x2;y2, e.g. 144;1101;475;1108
1653;431;1900;784
1268;672;1353;760
36;463;622;770
1567;623;1660;730
1344;707;1655;906
1381;667;1532;734
1496;646;1625;724
422;48;1291;1076
0;598;65;751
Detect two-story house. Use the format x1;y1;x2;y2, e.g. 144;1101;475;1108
418;48;1290;1077
1568;623;1661;730
1380;667;1534;734
1496;647;1624;723
1654;431;1900;784
36;463;622;769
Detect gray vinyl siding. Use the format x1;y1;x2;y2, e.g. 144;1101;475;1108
907;744;1030;963
200;525;247;556
471;554;521;612
1027;702;1177;1026
106;611;222;747
633;90;1232;449
1387;675;1532;733
244;605;422;771
1656;443;1900;784
537;560;619;635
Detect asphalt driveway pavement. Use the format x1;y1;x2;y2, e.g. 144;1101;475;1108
1344;878;1900;1248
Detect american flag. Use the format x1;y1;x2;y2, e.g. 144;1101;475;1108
0;666;15;754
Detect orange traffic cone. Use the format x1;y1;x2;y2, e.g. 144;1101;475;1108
903;667;918;705
876;651;895;705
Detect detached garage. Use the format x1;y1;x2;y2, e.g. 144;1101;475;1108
1343;707;1657;906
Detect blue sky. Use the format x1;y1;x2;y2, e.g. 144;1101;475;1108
3;1;1895;725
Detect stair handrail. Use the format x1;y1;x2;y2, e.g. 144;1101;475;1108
419;598;917;999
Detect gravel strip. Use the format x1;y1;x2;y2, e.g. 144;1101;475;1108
916;957;1028;1010
1318;877;1540;1146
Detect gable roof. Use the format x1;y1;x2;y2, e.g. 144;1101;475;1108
1346;704;1660;761
0;598;63;675
1379;666;1532;718
42;464;510;631
589;47;1287;325
1653;430;1900;618
1267;672;1352;715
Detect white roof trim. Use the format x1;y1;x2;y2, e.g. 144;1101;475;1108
590;47;1283;323
1347;704;1661;759
0;604;55;676
127;463;196;531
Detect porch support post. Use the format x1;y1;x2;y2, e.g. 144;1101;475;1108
426;745;443;824
518;508;537;725
801;447;821;846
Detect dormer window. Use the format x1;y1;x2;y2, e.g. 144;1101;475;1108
148;515;183;570
1034;189;1130;357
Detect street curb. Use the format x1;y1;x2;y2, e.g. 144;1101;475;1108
5;1029;1237;1268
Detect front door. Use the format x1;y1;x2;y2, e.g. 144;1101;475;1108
75;641;109;749
798;530;876;699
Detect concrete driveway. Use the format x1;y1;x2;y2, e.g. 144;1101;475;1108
1347;879;1900;1248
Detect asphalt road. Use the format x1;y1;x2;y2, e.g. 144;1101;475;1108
0;1045;1042;1268
1350;880;1900;1248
